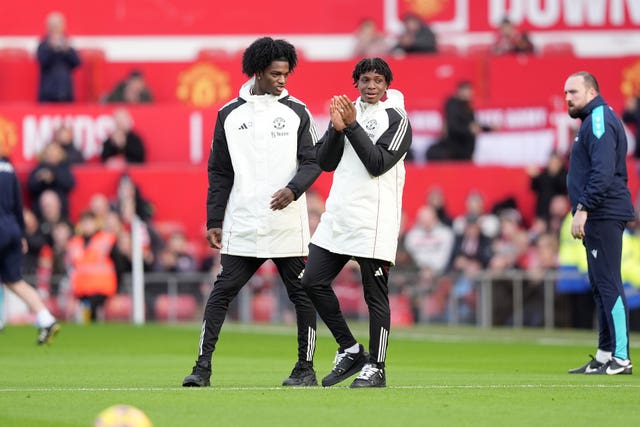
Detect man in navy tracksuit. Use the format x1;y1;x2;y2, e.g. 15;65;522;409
0;145;59;344
565;71;634;375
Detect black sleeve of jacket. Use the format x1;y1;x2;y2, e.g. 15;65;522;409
285;106;322;200
206;112;234;230
343;108;412;177
316;124;346;172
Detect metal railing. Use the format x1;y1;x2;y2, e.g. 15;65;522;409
6;268;597;328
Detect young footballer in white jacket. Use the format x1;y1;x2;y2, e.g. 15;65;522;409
182;37;321;387
302;58;412;388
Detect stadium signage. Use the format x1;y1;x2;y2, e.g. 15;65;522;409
488;0;640;28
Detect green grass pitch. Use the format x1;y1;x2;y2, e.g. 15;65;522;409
0;322;638;427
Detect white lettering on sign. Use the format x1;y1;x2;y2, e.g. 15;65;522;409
407;111;442;132
504;107;547;128
477;107;548;130
21;114;114;161
489;0;640;27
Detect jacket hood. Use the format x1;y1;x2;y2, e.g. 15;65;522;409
239;77;289;102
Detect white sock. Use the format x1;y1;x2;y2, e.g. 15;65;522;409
344;343;360;354
36;309;55;328
595;349;612;364
613;357;630;366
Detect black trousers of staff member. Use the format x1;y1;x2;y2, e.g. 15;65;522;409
301;243;391;366
584;219;630;361
196;255;317;365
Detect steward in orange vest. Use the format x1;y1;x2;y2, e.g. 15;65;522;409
66;211;117;321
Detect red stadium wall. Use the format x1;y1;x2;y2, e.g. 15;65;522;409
4;0;640;35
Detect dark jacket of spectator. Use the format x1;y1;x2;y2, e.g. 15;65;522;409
100;131;146;164
27;144;76;219
36;36;81;102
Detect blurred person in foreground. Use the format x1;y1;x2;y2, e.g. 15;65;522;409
565;71;634;375
36;11;81;103
182;37;321;388
301;58;412;388
0;137;59;344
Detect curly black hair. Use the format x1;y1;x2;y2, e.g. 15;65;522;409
351;58;393;87
242;37;298;77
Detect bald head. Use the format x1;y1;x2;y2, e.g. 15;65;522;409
564;71;600;118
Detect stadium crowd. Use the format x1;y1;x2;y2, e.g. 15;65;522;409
3;10;640;333
12;131;640;331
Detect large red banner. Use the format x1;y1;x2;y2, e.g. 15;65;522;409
3;0;639;35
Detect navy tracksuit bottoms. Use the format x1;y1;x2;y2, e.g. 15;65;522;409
584;219;630;360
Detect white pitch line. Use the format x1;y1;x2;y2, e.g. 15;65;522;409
1;384;639;392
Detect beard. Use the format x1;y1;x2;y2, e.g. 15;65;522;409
567;105;580;118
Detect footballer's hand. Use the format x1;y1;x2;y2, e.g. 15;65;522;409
329;97;346;131
571;211;587;239
270;188;294;211
336;95;356;126
206;228;222;249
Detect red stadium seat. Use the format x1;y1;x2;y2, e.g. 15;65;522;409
334;282;366;318
466;43;492;57
541;42;574;56
104;294;133;321
197;48;232;61
0;47;37;102
438;43;459;56
251;292;275;323
154;294;198;321
74;48;107;102
389;294;414;326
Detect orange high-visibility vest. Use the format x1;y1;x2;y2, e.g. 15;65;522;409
66;231;117;298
